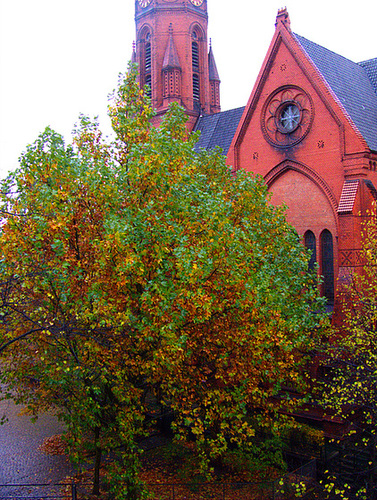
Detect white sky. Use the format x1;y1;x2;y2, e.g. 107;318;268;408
0;0;376;179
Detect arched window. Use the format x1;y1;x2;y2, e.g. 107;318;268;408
192;31;200;108
304;230;316;271
140;30;152;99
320;229;334;303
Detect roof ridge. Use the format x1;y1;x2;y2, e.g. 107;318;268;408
294;33;359;65
359;57;377;65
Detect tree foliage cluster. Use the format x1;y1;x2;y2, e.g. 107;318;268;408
0;68;324;498
320;212;377;500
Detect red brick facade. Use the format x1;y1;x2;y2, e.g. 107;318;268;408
134;3;377;311
228;9;377;310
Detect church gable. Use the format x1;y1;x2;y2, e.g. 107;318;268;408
228;9;370;172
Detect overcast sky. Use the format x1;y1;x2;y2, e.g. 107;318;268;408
0;0;376;179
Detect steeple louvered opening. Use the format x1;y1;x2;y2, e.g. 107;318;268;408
192;41;199;70
192;30;201;109
139;29;152;99
145;42;151;73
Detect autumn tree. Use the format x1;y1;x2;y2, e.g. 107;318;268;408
320;211;377;500
0;67;324;498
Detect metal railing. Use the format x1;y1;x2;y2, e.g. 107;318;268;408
0;459;319;500
0;482;76;500
147;459;319;499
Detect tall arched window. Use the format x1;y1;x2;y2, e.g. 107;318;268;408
304;230;316;271
320;229;334;303
192;31;200;108
140;30;152;99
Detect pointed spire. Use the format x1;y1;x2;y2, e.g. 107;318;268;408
162;24;181;70
208;40;220;82
131;41;137;65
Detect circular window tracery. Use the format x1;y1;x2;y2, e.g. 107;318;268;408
261;87;314;147
277;102;301;132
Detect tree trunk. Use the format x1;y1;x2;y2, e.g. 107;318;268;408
92;427;102;496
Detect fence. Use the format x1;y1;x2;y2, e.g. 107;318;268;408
0;482;76;500
0;460;318;500
147;459;318;499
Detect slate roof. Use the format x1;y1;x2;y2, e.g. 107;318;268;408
193;106;245;155
294;34;377;152
359;58;377;93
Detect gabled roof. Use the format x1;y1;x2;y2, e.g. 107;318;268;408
194;107;245;155
295;34;377;152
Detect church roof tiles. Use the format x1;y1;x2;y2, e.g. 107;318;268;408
294;34;377;152
194;107;245;155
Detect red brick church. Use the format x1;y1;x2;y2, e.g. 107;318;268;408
133;0;377;310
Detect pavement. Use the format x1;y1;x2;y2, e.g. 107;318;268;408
0;395;75;496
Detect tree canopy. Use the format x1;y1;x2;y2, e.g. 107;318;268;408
0;67;324;498
320;211;377;500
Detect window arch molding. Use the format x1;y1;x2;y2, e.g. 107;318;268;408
264;159;339;232
190;22;205;43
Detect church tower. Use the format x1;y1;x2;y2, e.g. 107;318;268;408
134;0;220;131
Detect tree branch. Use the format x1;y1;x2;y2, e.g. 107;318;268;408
0;328;44;353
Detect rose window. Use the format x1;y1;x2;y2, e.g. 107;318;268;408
261;87;314;147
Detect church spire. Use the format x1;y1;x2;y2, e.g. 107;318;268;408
131;41;137;65
208;40;220;81
163;24;181;70
162;24;182;106
208;41;221;113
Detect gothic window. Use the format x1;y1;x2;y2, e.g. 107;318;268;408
141;31;152;99
320;229;334;303
192;32;200;106
304;230;316;271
